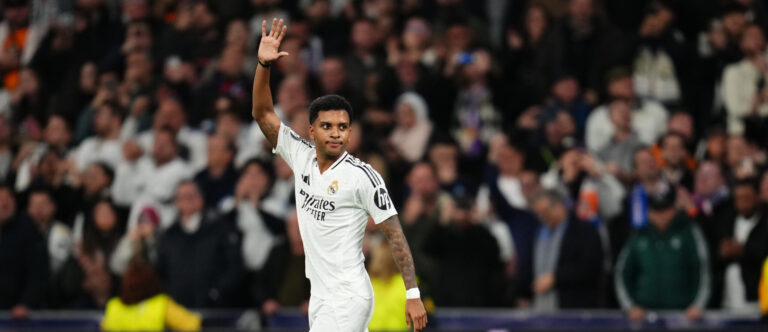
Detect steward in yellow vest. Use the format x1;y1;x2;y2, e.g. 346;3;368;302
101;263;201;331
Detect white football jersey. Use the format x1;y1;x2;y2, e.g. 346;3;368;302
273;123;398;300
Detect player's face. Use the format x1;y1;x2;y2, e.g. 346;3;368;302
310;110;350;158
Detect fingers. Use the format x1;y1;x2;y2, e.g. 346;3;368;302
278;23;288;42
278;51;290;58
270;18;277;37
261;20;266;39
406;312;412;329
416;313;427;331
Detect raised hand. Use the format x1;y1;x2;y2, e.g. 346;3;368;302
258;18;289;64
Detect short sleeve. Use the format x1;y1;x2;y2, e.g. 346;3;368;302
355;164;398;224
272;122;313;170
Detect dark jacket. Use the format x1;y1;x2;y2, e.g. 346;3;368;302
0;215;48;309
710;204;768;306
424;223;503;307
615;213;710;310
194;164;240;210
157;215;245;308
551;220;605;308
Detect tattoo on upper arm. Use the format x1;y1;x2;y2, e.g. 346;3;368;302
380;215;418;289
258;118;279;147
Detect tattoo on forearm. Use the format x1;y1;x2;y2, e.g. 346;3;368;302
380;215;418;289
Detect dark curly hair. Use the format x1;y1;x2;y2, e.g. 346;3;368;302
308;94;353;124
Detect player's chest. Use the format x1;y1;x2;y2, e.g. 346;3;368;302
295;165;357;216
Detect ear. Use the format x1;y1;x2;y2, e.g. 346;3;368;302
308;124;314;140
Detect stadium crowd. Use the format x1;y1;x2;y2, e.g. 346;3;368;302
0;0;768;327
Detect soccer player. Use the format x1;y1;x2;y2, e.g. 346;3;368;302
251;19;428;331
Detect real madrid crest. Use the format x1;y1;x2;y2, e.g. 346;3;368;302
328;180;339;195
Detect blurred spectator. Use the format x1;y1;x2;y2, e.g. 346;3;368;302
388;92;433;163
615;182;709;321
274;210;310;310
125;98;208;172
586;68;668;152
0;0;46;91
400;162;451;290
112;128;192;213
519;109;578;173
72;102;124;172
451;49;501;156
596;99;644;180
273;75;309;123
22;148;80;226
396;17;437;68
214;110;256;168
543;74;592;138
0;114;14;182
319;57;363;112
77;200;126;308
159;1;220;66
556;0;627;93
156;182;244;308
628;148;664;229
502;4;564;114
194;135;239;212
423;194;503;307
724;135;765;183
0;185;47;317
762;171;768;203
541;149;626;222
711;178;768;311
529;190;603;309
722;24;768;135
71;163;115;238
479;136;528;211
102;262;201;331
193;46;252;125
427;137;472;197
344;19;385;96
229;160;286;312
658;132;695;191
632;1;687;107
110;206;160;276
692;161;729;220
368;241;408;332
27;188;72;278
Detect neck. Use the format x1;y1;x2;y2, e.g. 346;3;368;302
316;151;344;173
155;158;172;168
614;128;631;141
741;211;757;219
106;128;120;140
181;212;198;223
641;177;660;190
209;164;228;177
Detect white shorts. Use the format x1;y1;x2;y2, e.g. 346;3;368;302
308;295;374;332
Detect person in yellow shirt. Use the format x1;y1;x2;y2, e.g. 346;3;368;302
760;257;768;317
102;262;201;331
369;241;410;332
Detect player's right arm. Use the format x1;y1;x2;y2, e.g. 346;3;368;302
252;18;289;148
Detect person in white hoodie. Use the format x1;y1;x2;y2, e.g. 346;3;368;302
73;102;124;172
389;92;433;163
112;128;191;216
722;24;768;135
121;98;207;172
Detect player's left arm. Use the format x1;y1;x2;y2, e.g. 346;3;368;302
379;215;427;331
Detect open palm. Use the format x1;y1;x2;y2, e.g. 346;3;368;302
258;18;289;64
